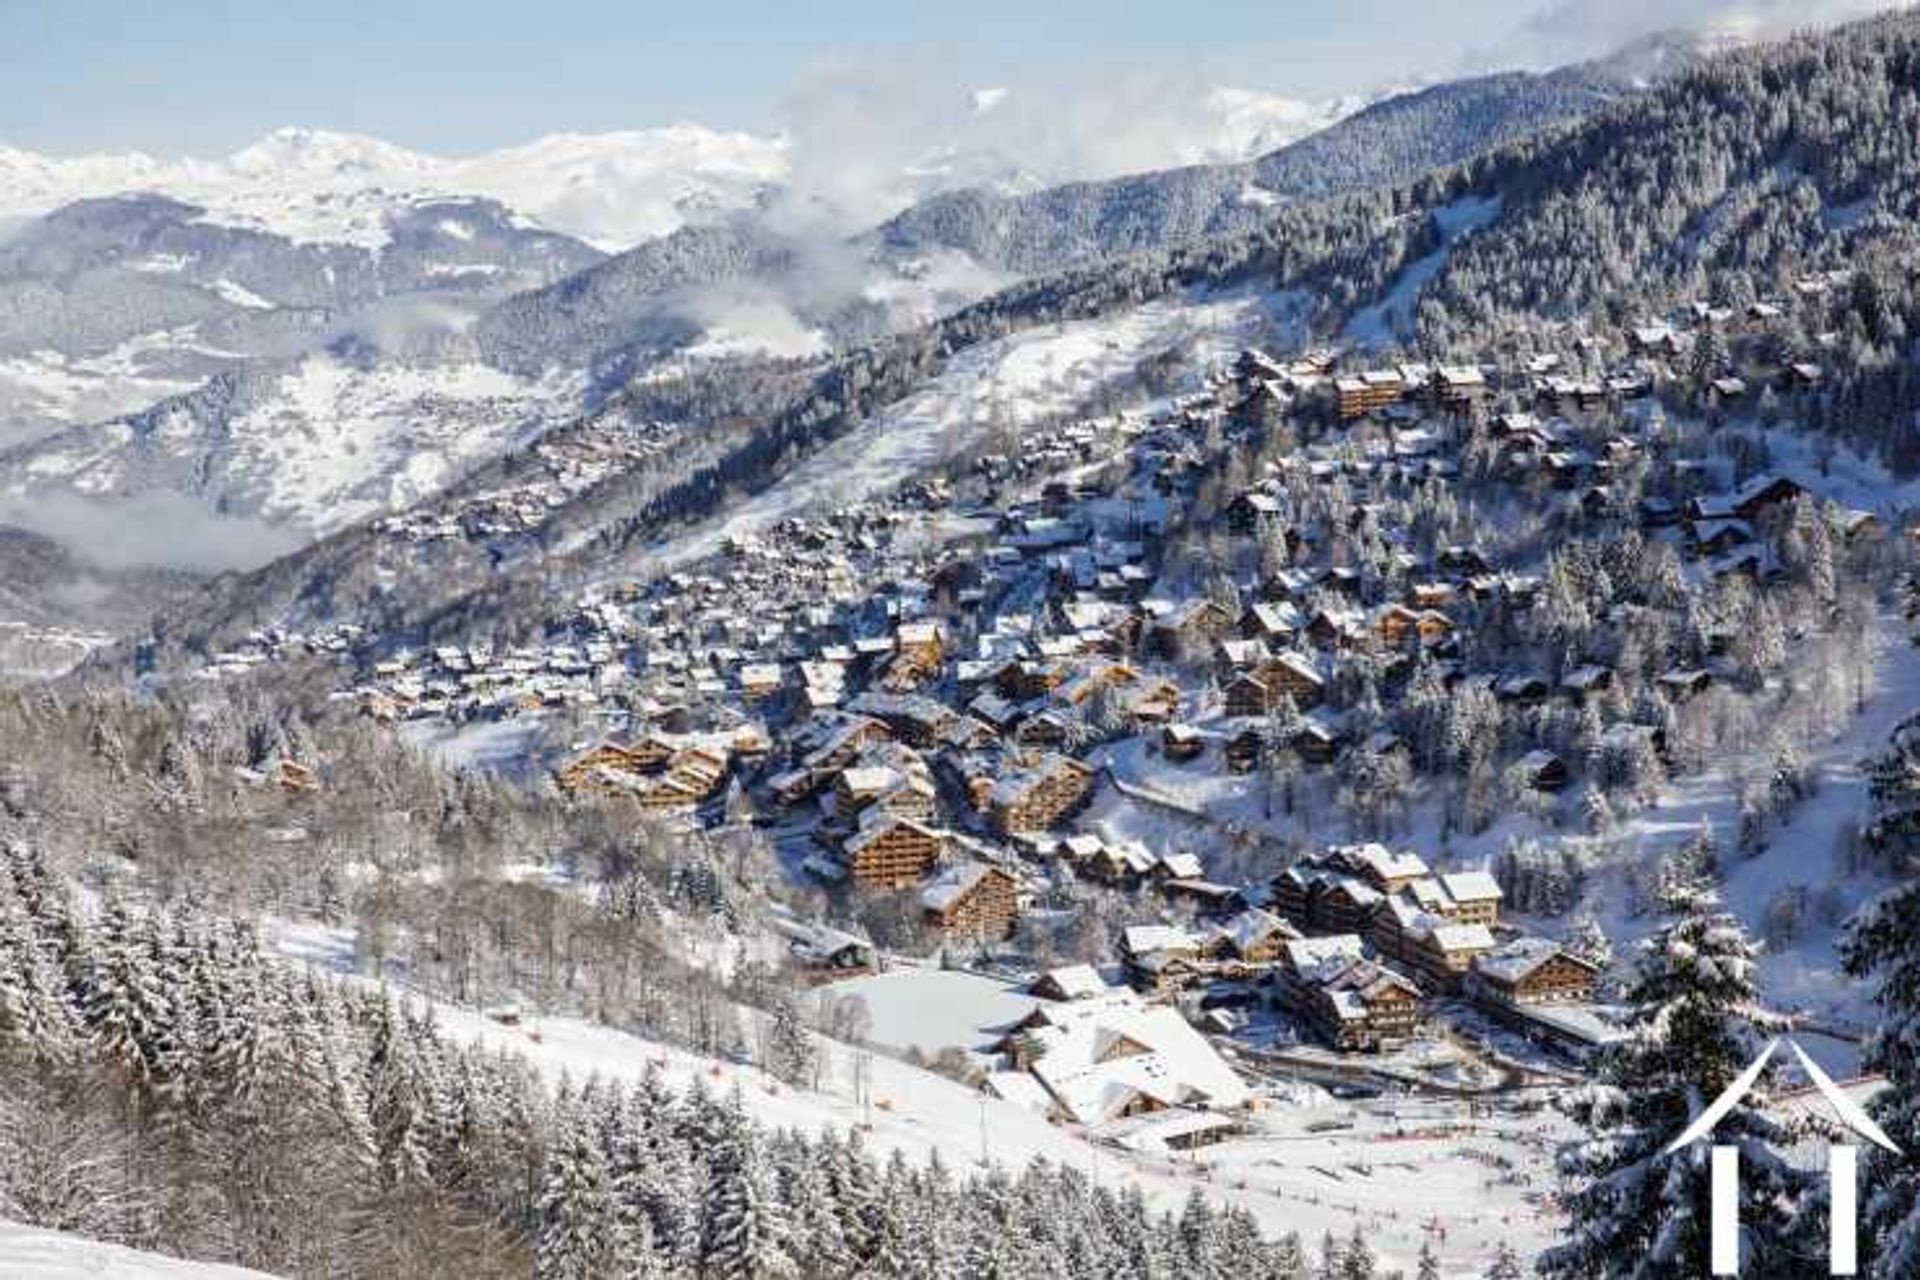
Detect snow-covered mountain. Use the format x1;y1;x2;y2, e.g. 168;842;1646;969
0;126;788;253
0;350;587;542
0;89;1361;257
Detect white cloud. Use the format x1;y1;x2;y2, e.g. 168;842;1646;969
1481;0;1895;70
0;490;303;573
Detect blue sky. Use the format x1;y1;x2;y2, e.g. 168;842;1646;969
1;0;1883;155
2;0;1567;155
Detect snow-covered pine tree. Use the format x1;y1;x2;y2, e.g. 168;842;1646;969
701;1092;795;1279
766;994;815;1087
365;995;436;1188
536;1112;627;1279
72;897;180;1104
1839;879;1920;1275
1540;888;1810;1278
1337;1223;1376;1280
1485;1239;1524;1280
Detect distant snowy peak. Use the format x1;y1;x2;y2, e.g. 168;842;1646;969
0;92;1364;256
1200;87;1374;164
0;125;788;252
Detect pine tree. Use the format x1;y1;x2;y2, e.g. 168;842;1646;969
1541;890;1809;1277
1416;1240;1442;1280
766;995;815;1088
1485;1240;1525;1280
365;995;434;1188
702;1094;795;1279
1337;1223;1376;1280
72;898;179;1103
1840;879;1920;1275
537;1114;627;1279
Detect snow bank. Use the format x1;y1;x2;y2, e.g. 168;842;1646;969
0;1223;279;1280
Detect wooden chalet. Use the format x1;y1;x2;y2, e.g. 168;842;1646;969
989;754;1095;834
840;811;945;889
1469;940;1601;1007
921;864;1019;939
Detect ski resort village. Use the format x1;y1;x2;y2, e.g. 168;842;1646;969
152;262;1911;1267
16;9;1920;1278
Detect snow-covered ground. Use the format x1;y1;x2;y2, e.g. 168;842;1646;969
0;331;223;449
649;285;1305;570
1344;195;1502;347
829;968;1038;1056
0;1223;278;1280
5;354;585;533
258;909;1560;1274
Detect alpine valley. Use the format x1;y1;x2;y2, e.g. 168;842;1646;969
5;10;1920;1280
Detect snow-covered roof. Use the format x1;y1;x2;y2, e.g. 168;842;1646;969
1019;991;1250;1126
1157;852;1206;880
1282;934;1366;973
1427;922;1497;954
1122;924;1197;956
1033;963;1108;1000
1466;936;1589;990
919;863;1001;912
1439;870;1503;904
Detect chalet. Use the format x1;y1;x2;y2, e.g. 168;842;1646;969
1375;604;1452;649
1402;921;1497;992
1148;599;1231;659
990;754;1095;834
1434;364;1487;408
1120;923;1205;993
1658;668;1712;701
737;662;783;700
1306;608;1368;651
1204;908;1298;966
1782;362;1824;390
794;714;892;775
1495;674;1551;705
1730;475;1806;523
921;864;1019;939
1223;725;1265;774
847;693;954;748
1560;663;1613;701
1284;954;1423;1051
1331;842;1430;894
1226;491;1285;533
1030;963;1111;1002
1469;939;1601;1007
1436;871;1504;927
830;762;935;825
1162;723;1205;762
1296;872;1384;935
1085;840;1156;885
1243;600;1307;645
990;990;1250;1126
840;811;945;888
1335;370;1404;420
1150;852;1207;884
1516;749;1570;792
772;917;876;977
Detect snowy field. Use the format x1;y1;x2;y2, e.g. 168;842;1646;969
261;909;1562;1275
0;1223;279;1280
828;968;1037;1056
